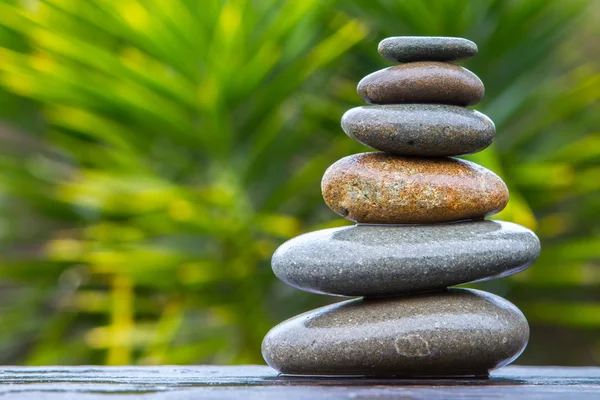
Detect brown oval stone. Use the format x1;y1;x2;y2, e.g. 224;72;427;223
321;153;508;224
357;62;484;106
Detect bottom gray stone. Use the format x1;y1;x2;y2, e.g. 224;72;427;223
262;288;529;377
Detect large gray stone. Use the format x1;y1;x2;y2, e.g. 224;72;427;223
378;36;478;62
272;220;540;297
262;288;529;377
341;104;495;156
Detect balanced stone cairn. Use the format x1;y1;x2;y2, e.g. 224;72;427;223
262;37;541;377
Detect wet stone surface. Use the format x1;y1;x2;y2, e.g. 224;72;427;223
321;152;508;224
357;62;484;106
262;289;529;377
378;36;478;63
341;104;495;156
272;220;540;297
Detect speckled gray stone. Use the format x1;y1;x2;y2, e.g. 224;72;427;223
272;220;540;297
378;36;478;62
341;104;495;156
262;288;529;377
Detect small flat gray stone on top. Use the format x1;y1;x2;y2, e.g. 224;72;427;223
378;36;478;62
341;104;495;156
272;220;540;297
262;288;529;377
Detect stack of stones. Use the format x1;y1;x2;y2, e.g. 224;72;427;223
262;37;541;377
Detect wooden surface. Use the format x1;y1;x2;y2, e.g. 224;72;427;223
0;365;599;399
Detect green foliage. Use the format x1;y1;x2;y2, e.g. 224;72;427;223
0;0;598;365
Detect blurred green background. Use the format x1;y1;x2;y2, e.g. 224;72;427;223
0;0;598;366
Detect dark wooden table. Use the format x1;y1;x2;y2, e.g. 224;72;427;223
0;365;598;399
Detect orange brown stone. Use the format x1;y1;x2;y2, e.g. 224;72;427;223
357;62;484;106
321;153;508;224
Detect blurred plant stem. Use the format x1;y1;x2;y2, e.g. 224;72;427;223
109;275;133;365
